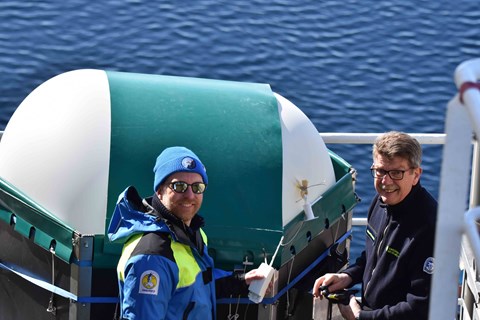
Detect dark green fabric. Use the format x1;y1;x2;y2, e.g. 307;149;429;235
105;71;283;267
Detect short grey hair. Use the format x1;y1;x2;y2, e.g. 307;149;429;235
372;131;422;168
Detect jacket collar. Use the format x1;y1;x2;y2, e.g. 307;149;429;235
380;182;422;218
146;194;205;253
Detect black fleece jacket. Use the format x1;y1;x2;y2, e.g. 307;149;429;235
343;183;437;320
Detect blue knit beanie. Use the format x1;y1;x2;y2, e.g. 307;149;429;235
153;146;208;192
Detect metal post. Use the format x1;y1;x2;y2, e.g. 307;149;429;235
69;234;94;319
429;96;473;320
470;139;480;208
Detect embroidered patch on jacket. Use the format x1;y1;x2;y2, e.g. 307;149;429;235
139;270;159;295
423;257;435;274
386;246;400;258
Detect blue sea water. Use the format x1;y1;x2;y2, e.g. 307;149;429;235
0;0;479;259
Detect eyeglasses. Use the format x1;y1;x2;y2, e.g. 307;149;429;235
169;181;207;194
370;167;413;180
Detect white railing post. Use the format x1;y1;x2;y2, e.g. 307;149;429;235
430;58;480;320
465;208;480;261
428;95;472;320
470;140;480;208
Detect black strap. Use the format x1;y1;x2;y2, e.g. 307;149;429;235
202;267;212;284
327;300;333;320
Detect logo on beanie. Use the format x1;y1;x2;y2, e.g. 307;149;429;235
182;157;197;169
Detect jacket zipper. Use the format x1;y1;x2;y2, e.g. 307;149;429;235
364;208;391;297
183;301;195;320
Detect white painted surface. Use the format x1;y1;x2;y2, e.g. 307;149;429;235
0;69;111;234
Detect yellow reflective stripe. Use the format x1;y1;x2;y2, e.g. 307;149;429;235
386;246;400;258
200;228;207;245
117;229;209;289
366;228;375;242
171;228;208;289
171;240;201;289
117;234;143;282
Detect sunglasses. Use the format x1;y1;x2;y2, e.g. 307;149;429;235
168;181;207;194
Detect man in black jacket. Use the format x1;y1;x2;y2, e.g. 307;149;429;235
312;131;437;320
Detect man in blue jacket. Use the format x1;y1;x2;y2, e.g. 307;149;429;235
108;146;265;320
312;131;437;320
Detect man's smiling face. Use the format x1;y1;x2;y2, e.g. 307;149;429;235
156;171;204;226
372;154;421;206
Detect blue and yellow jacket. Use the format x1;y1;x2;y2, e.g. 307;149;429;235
108;186;246;320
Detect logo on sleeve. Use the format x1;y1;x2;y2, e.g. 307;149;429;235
423;257;435;274
139;270;159;295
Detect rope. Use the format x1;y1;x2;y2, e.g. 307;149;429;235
46;248;57;315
